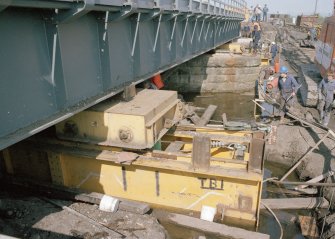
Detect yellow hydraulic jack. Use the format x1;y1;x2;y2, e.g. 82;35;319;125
3;89;265;226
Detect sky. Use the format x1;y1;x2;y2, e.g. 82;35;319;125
246;0;333;17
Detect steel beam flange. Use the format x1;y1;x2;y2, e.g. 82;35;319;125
177;12;194;22
139;8;163;22
54;0;96;24
107;5;137;22
160;12;179;22
0;0;11;12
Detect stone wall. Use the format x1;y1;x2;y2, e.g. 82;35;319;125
163;52;261;93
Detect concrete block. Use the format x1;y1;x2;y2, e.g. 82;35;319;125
164;52;261;93
205;66;260;76
187;53;261;68
200;82;253;93
206;54;261;68
205;73;259;83
189;67;206;75
298;64;322;107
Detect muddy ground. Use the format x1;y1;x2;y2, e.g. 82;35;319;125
0;185;166;239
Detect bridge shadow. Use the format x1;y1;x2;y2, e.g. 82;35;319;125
0;182;91;239
302;127;334;176
162;50;212;93
0;126;113;239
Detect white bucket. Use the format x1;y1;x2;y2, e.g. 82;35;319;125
99;195;120;213
200;205;217;222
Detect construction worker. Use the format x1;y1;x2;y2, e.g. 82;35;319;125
310;28;317;41
270;42;278;65
252;20;261;32
254;5;262;22
278;66;299;122
242;24;251;38
317;70;335;126
252;24;261;54
249;6;254;22
262;4;269;22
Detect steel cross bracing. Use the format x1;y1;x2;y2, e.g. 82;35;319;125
0;0;245;150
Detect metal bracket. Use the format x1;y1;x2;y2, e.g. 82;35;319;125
177;12;194;22
168;14;178;50
198;18;205;42
153;13;162;52
140;9;162;22
161;12;179;22
180;14;191;47
204;21;211;41
131;12;141;56
109;7;161;23
190;17;198;44
108;5;137;22
0;0;11;12
54;0;95;24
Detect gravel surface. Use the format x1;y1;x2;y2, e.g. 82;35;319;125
0;191;166;239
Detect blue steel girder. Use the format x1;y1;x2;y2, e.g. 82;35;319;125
0;0;245;150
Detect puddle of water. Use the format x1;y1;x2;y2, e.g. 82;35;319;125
161;222;226;239
160;92;313;239
182;92;255;122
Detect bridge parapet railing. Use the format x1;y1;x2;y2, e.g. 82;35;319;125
4;0;245;19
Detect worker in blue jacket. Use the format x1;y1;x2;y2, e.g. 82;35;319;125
270;42;278;65
278;66;299;122
317;70;335;126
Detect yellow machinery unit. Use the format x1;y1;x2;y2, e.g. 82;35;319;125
2;90;265;225
56;89;180;149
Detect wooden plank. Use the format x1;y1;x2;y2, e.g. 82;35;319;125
192;136;211;170
221;113;228;126
173;130;252;143
152;150;247;165
266;187;317;196
152;150;178;160
261;197;329;210
189;114;201;124
75;192;150;215
196;105;218;126
123;83;136;101
296;171;334;189
299;216;319;238
253;131;265;139
156;212;270;239
165;141;184;152
7;177;150;215
249;138;265;173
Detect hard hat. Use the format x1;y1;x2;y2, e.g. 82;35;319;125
271;42;276;45
280;66;288;73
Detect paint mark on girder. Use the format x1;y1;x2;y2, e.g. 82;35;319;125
76;172;103;188
186;192;233;210
155;171;160;197
122;166;127;191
